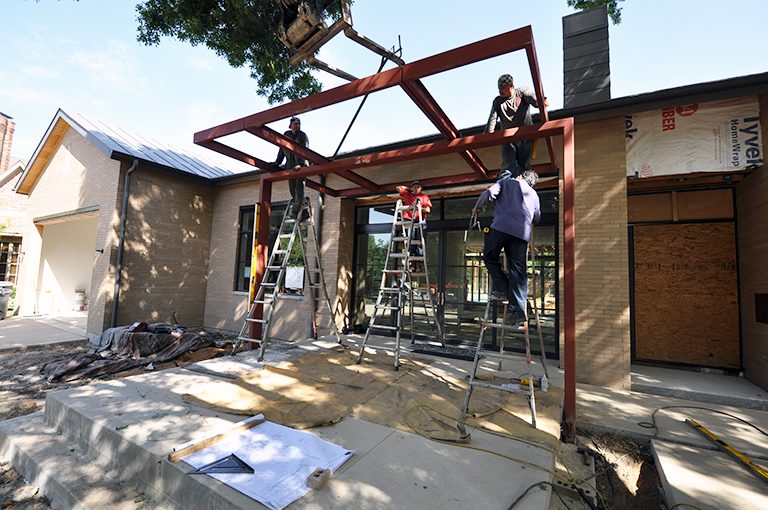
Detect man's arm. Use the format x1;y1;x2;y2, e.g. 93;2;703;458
472;182;501;213
485;99;499;133
520;86;548;110
274;147;285;166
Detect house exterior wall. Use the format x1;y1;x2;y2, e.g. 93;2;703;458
0;115;14;174
116;167;214;327
0;169;27;235
735;93;768;390
16;126;121;337
563;116;631;389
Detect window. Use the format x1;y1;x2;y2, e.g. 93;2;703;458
234;206;255;292
234;203;289;292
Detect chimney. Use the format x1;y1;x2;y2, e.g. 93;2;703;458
0;112;15;174
562;6;611;108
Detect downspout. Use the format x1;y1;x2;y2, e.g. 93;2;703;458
110;159;139;328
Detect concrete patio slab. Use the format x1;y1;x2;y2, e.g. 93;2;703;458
652;439;768;510
0;313;87;351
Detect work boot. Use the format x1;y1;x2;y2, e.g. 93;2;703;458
504;308;526;328
491;290;507;301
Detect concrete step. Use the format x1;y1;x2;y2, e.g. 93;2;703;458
0;412;171;510
633;383;768;411
652;439;768;510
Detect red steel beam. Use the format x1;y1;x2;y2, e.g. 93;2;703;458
561;118;576;441
400;79;489;179
335;163;558;198
246;126;380;191
525;36;558;171
194;26;537;142
263;120;569;182
305;178;338;196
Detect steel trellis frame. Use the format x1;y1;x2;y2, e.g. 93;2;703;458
195;25;578;441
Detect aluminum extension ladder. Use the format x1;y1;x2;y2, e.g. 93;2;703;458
457;236;549;437
232;197;340;360
357;199;444;370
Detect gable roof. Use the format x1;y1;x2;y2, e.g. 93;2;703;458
15;109;249;195
0;159;25;189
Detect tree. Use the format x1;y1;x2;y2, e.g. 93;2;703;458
566;0;624;24
135;0;343;104
136;1;621;105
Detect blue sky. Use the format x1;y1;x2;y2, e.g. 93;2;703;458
2;0;767;170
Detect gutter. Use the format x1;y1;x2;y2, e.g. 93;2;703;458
110;159;139;328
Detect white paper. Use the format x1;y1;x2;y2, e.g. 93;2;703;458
284;267;304;289
625;96;763;177
179;419;354;510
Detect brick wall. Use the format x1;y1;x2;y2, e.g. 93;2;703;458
116;167;214;327
562;116;631;389
16;126;122;337
735;94;768;390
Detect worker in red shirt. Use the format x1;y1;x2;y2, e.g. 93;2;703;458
395;180;432;262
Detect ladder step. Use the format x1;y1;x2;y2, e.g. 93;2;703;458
367;324;398;331
236;336;262;344
382;269;405;274
483;322;527;332
267;265;284;270
261;283;277;287
274;250;288;255
279;234;293;239
391;237;409;242
469;380;532;395
379;287;400;292
246;318;268;324
375;305;400;310
252;299;273;305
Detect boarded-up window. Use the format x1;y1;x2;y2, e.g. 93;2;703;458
632;222;739;368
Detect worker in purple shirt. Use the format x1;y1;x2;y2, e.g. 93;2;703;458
472;169;541;326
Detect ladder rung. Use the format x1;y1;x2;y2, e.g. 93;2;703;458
392;237;408;242
409;272;427;276
469;380;531;395
397;205;415;211
252;299;273;305
367;324;398;331
375;305;399;310
409;256;425;261
279;234;293;239
483;322;527;332
380;287;400;292
261;283;277;287
236;336;261;343
246;318;267;324
383;269;404;273
274;250;288;255
267;265;284;270
390;254;407;258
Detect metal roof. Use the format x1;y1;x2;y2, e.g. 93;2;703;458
63;110;242;178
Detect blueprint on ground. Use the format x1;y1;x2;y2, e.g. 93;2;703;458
180;417;355;510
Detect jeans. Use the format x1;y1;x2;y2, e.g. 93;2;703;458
407;221;426;257
289;177;305;218
482;228;528;314
500;139;532;177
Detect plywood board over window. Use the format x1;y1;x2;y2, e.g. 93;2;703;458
633;222;739;368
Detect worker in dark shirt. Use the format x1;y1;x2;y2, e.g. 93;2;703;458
472;170;541;326
274;116;309;220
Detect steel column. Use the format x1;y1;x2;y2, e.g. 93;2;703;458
562;118;576;440
249;177;272;342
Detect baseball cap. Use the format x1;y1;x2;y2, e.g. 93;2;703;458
289;116;300;124
412;180;422;187
497;74;514;89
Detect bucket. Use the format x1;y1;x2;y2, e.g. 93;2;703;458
74;289;87;311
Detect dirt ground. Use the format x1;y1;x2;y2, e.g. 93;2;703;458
0;342;666;510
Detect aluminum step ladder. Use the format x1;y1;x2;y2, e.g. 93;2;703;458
457;237;549;438
356;198;443;370
232;197;341;360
